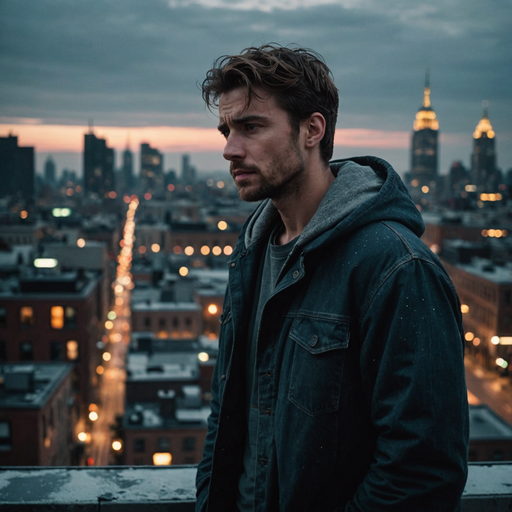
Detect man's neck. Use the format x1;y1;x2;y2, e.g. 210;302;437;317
273;164;334;245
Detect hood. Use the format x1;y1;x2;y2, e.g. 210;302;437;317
243;156;424;251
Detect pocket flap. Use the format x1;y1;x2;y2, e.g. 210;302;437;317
289;314;350;354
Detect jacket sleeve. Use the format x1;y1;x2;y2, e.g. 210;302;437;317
345;258;469;512
195;350;222;512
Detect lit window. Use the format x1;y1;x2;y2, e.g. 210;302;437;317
20;307;34;327
153;452;172;465
223;246;233;256
51;306;64;329
51;306;76;328
212;246;222;256
207;304;218;315
217;221;227;231
200;245;210;255
184;246;194;256
67;340;79;360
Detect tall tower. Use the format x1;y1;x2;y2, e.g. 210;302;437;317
83;129;115;198
44;155;56;187
0;134;34;203
140;143;164;197
411;70;439;184
122;140;134;191
471;102;496;190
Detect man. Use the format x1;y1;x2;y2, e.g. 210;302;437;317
196;44;469;512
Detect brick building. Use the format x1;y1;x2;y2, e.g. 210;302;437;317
0;363;75;466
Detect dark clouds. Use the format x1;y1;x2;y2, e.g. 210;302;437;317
1;0;511;170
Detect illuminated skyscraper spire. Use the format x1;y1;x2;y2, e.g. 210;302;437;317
471;101;497;188
413;69;439;132
411;69;439;183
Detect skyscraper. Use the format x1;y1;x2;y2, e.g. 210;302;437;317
122;143;134;192
181;154;197;186
411;71;439;185
44;155;56;187
140;143;164;197
471;102;497;190
83;130;115;198
0;134;34;203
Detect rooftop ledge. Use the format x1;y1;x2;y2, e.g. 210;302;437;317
0;463;511;511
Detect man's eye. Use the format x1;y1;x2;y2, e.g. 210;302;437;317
245;124;257;131
220;130;229;138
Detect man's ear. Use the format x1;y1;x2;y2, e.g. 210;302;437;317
304;113;326;149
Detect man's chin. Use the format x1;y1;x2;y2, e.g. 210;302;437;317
237;185;269;203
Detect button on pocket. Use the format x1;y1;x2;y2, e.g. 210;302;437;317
288;314;350;416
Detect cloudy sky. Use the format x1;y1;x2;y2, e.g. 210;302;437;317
0;0;510;177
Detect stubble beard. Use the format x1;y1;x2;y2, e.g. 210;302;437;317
231;139;306;203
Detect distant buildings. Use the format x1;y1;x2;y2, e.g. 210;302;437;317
83;131;115;198
0;134;35;204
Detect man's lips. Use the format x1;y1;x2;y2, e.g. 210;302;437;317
231;166;258;181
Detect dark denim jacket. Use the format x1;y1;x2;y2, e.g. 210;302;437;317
196;159;469;512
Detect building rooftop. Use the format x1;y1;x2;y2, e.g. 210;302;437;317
131;301;200;312
0;270;100;299
454;258;512;285
0;363;73;409
469;405;512;441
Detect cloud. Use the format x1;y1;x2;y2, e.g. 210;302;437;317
1;0;511;171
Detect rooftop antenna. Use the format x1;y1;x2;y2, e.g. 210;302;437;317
88;118;93;134
482;100;489;118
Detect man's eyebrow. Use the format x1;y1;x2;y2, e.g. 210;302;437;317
217;114;268;132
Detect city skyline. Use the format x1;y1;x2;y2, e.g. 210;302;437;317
1;0;511;176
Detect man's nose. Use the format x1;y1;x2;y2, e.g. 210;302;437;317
223;133;245;161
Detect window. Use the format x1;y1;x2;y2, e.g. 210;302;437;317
0;421;12;450
157;437;170;451
20;306;34;327
144;317;151;328
66;340;79;360
51;306;77;329
20;341;33;361
134;438;145;452
185;317;192;327
159;318;166;328
50;341;64;361
0;306;6;328
182;436;196;452
172;317;179;328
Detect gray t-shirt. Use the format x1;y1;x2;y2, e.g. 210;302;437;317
236;222;297;511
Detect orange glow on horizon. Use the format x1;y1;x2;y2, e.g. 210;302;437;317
0;123;411;152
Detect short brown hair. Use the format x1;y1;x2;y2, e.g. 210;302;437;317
202;44;339;164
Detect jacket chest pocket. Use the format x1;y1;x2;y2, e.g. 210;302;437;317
287;314;350;416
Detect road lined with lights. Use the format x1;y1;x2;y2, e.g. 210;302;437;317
85;197;139;466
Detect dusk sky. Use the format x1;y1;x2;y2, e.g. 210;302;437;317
1;0;510;178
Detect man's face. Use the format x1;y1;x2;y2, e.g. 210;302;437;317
218;87;306;202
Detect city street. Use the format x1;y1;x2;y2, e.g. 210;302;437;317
86;198;137;466
465;356;512;425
